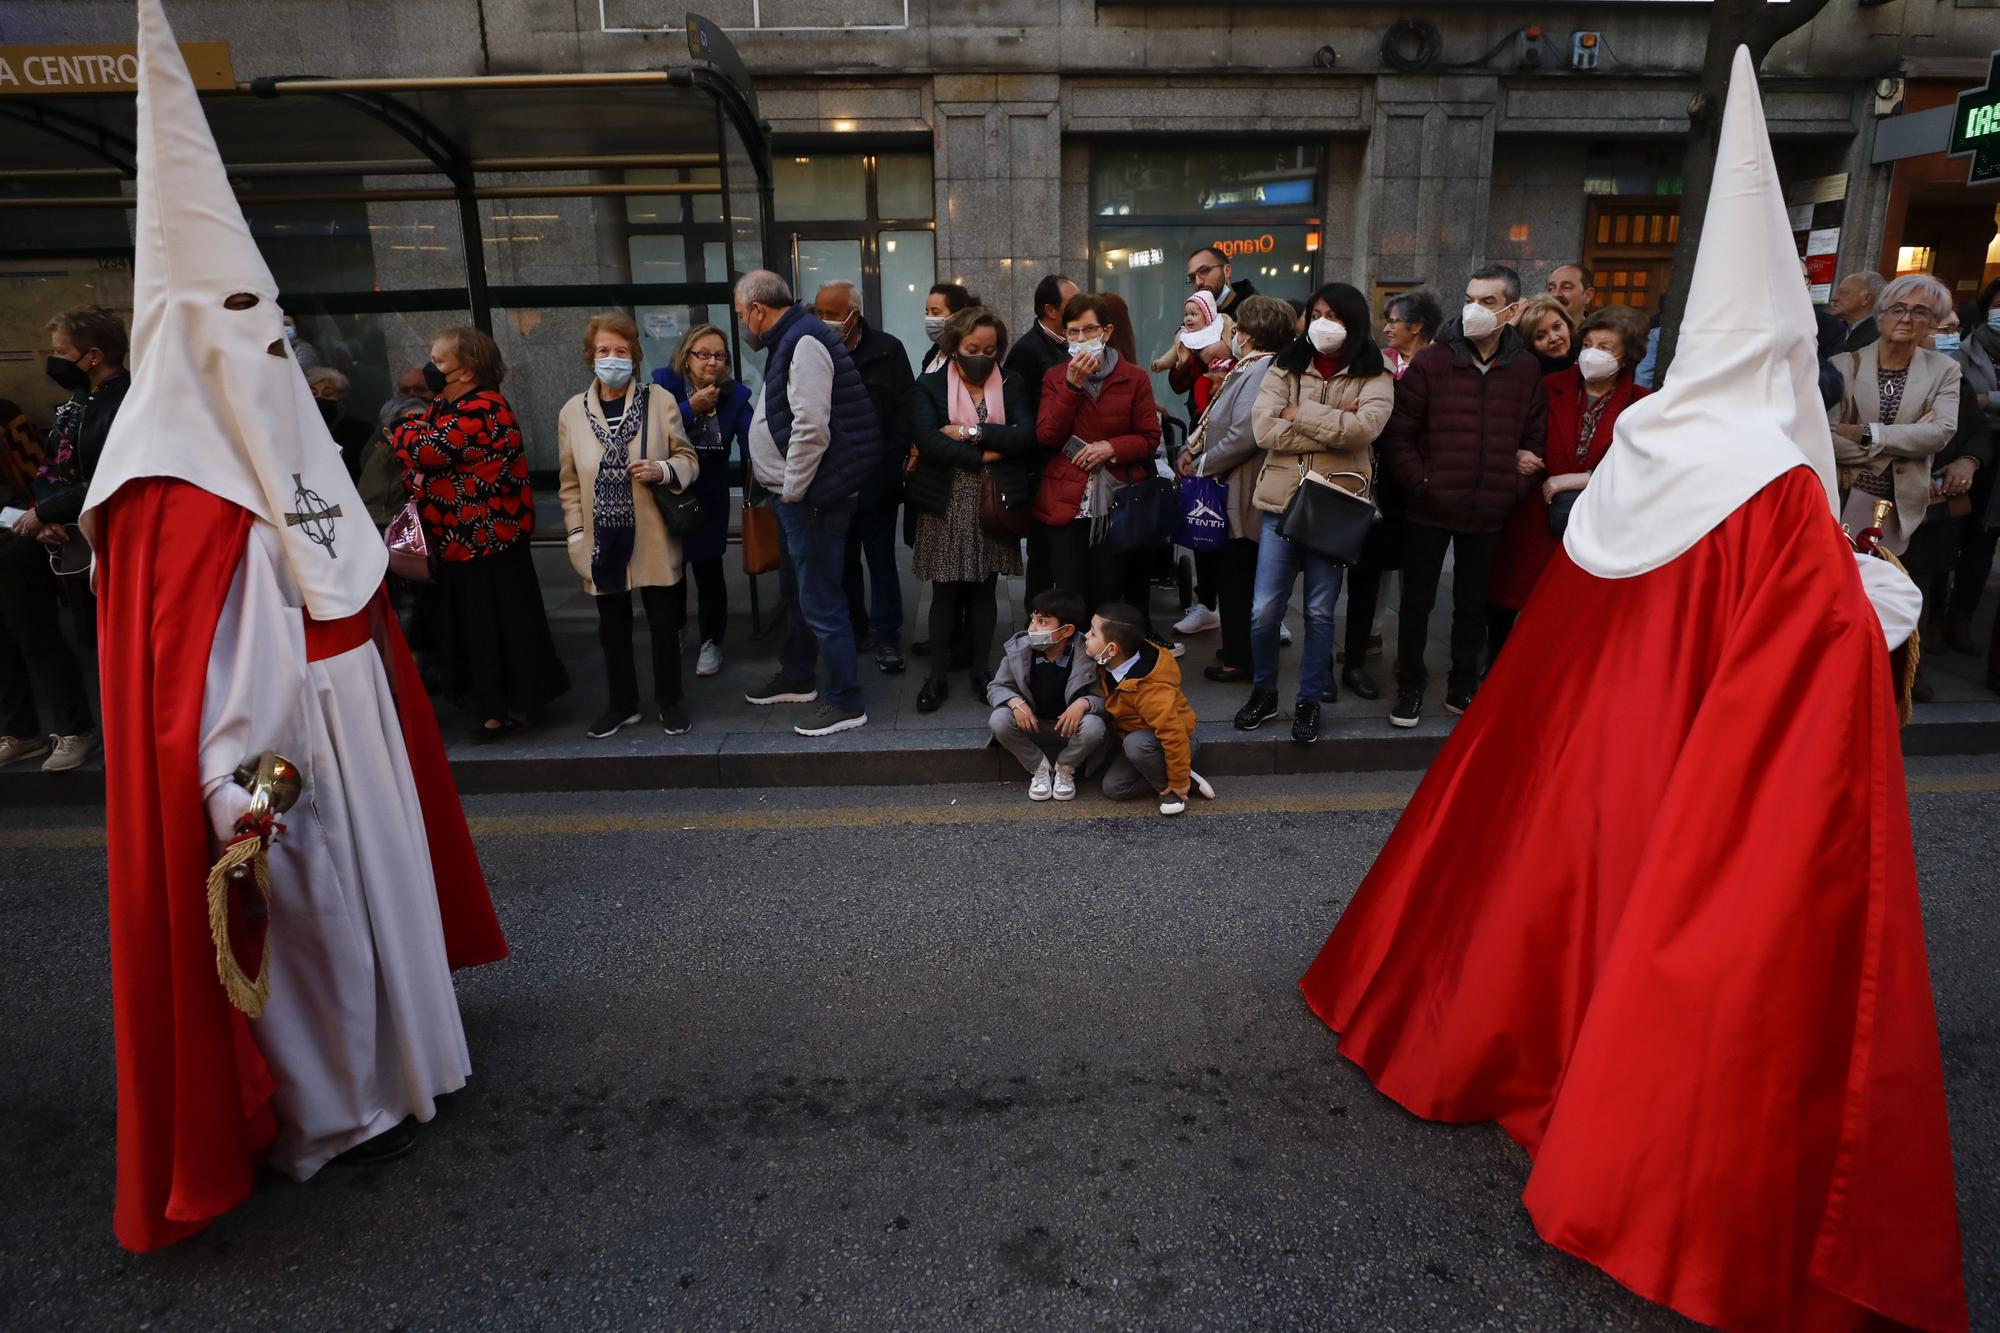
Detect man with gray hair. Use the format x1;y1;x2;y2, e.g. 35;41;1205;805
736;269;883;736
1828;271;1886;354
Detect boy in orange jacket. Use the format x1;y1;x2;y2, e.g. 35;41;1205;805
1085;602;1216;816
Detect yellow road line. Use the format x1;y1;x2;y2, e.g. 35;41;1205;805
3;773;1995;848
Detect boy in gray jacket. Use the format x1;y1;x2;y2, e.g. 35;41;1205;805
986;589;1106;801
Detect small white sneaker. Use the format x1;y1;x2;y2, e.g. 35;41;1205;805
1278;623;1294;646
42;732;99;773
1190;770;1216;800
1167;640;1186;659
1052;764;1077;801
0;735;52;769
1028;758;1054;801
1174;602;1220;636
696;640;722;677
1159;793;1187;816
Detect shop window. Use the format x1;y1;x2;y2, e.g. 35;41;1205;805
878;229;935;366
774;154;868;222
877;155;934;221
1091;143;1321;219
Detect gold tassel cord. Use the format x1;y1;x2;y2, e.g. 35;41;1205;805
1868;544;1921;728
205;835;272;1019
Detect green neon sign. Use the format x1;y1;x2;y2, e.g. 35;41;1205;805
1947;52;2000;186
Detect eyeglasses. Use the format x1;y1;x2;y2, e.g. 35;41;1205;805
689;349;728;362
1186;263;1222;285
1064;324;1107;341
1883;303;1938;323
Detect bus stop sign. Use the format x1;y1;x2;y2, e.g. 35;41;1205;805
1948;52;2000;186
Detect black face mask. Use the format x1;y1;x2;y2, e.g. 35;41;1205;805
422;361;447;393
46;354;90;392
316;397;341;426
955;353;996;383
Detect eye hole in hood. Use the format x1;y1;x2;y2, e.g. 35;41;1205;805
223;292;260;311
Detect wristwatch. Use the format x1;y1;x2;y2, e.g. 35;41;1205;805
962;425;983;444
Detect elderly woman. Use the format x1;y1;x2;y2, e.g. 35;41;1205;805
557;312;698;738
1487;306;1651;653
1380;289;1443;380
653;323;753;679
1519;295;1577;375
305;366;374;480
1180;295;1295;685
1237;282;1395;744
1830;273;1962;558
907;307;1037;711
392;325;568;743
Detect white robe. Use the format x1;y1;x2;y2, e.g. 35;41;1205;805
199;522;471;1178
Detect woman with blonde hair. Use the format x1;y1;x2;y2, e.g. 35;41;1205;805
1518;295;1577;374
557;311;699;737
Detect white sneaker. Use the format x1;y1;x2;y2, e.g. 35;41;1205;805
0;735;52;769
1168;641;1186;658
696;640;722;677
42;732;99;773
1174;602;1220;636
1279;623;1293;646
1028;759;1054;801
1052;764;1077;801
1190;770;1216;800
1159;794;1187;816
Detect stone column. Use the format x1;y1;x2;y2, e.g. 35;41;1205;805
1362;75;1500;295
932;74;1063;334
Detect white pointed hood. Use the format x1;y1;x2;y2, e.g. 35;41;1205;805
83;0;385;618
1564;47;1839;580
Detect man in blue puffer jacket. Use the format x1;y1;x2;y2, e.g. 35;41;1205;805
736;270;884;736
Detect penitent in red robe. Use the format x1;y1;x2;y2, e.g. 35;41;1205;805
98;478;507;1253
1301;466;1966;1333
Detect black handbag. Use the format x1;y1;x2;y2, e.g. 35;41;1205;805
1099;473;1180;555
636;386;704;539
1546;489;1580;539
1276;463;1375;565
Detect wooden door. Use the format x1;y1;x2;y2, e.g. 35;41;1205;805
1584;199;1679;314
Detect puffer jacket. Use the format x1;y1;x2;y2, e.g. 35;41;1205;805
1249;354;1394;513
1032;354;1162;526
1379;321;1549;533
1098;639;1198;795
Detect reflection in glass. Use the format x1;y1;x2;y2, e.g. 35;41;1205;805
877;230;936;375
1091;144;1322;219
793;238;863;302
876;154;935;221
773;154;867;222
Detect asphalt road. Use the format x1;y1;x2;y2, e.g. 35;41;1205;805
2;761;1995;1332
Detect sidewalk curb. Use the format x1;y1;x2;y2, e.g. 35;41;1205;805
8;704;1998;805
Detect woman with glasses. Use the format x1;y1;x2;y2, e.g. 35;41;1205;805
1380;290;1442;380
1829;273;1962;558
655;324;753;678
1032;292;1164;630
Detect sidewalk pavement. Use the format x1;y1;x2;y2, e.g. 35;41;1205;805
8;530;2000;805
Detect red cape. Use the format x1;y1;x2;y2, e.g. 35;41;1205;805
99;478;505;1253
1301;467;1966;1332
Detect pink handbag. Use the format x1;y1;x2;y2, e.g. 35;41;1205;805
384;501;435;582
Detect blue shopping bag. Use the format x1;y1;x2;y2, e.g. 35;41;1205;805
1176;474;1229;551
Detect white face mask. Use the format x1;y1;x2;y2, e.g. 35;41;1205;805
923;314;949;342
1461;302;1501;341
1092;645;1117;666
1230;334;1248;361
594;355;634;390
1068;337;1106;360
1308;317;1347;356
1576;347;1620;382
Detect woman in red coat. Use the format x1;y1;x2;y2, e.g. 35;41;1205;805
1033;291;1165;632
1487;307;1649;659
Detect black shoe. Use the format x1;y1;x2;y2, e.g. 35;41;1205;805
1444;688;1475;716
330;1117;418;1167
969;672;990;701
855;633;876;655
916;677;948;713
1292;698;1320;743
1203;664;1250;684
1910;670;1934;705
1318;674;1339;705
1341;665;1381;701
470;717;522;745
876;643;907;675
660;704;692;736
587;708;641;739
1389;687;1422;729
912;639;932;657
1234;689;1279;731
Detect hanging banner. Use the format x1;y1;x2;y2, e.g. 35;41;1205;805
0;43;234;95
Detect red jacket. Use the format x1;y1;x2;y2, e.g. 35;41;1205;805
1488;367;1649;609
1032;356;1162;526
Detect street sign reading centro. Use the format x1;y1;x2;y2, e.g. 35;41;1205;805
1948;52;2000;186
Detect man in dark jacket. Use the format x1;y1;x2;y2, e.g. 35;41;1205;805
813;281;915;674
1004;273;1078;422
1;305;128;773
1170;246;1256;413
1379;263;1548;728
1827;271;1884;354
739;271;883;737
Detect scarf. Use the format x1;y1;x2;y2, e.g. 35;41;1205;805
1079;347;1121;402
588;383;647;592
947;362;1008;428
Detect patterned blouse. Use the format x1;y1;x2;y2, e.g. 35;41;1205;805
390;388;536;561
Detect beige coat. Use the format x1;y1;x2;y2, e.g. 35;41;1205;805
557;381;698;594
1830;344;1962;554
1249;358;1394;513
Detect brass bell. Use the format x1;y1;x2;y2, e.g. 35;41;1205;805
232;751;303;822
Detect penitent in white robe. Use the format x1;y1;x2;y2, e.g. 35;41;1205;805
198;522;471;1178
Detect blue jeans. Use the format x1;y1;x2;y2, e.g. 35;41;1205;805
776;496;864;711
842;488;903;647
1250;511;1344;703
